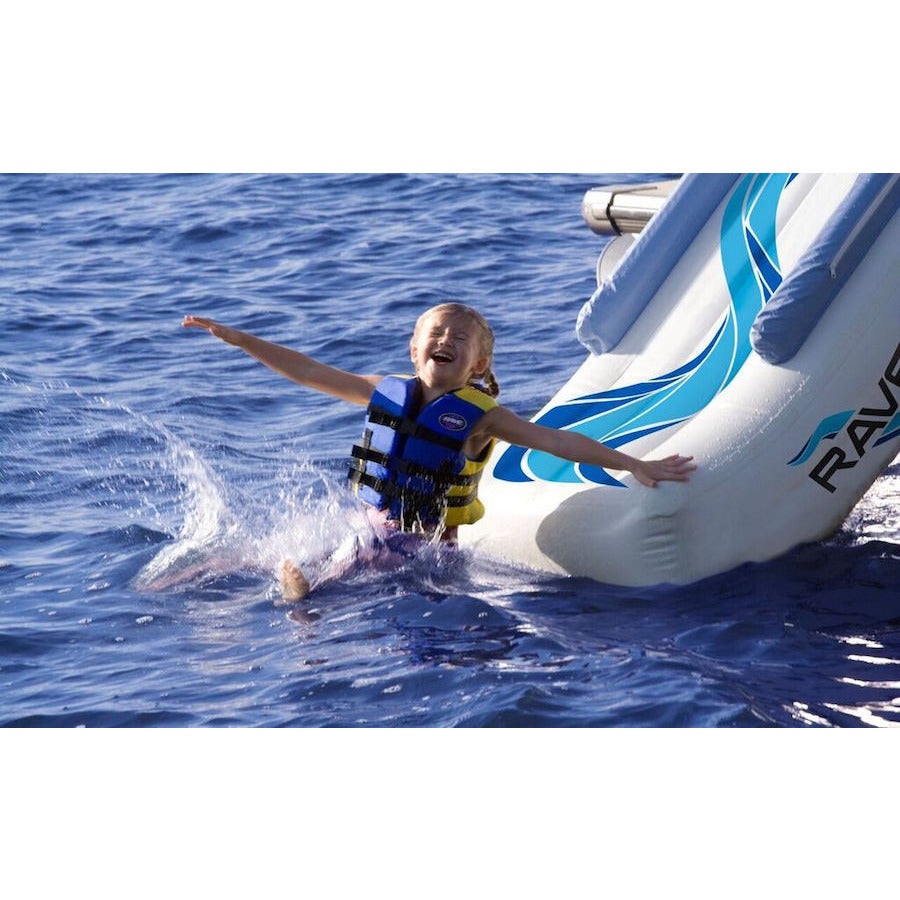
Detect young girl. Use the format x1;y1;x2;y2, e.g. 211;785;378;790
183;303;695;600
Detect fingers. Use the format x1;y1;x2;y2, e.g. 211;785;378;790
649;473;688;485
182;315;216;329
661;455;697;472
638;454;697;486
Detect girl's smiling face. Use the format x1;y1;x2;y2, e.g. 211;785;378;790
410;310;488;392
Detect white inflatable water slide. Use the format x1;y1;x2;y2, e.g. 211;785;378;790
461;174;900;585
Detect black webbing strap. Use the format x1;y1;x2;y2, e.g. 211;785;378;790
350;445;480;486
349;470;477;508
348;427;373;489
367;405;465;452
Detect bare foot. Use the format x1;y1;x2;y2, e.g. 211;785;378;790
279;559;310;602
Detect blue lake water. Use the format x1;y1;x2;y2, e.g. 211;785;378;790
2;173;899;727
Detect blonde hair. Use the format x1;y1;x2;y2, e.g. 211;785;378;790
413;302;500;398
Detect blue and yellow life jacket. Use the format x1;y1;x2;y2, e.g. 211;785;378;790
348;375;497;530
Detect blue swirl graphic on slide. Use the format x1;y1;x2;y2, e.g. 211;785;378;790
495;173;796;486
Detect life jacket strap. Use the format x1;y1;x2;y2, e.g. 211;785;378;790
347;470;477;508
367;405;466;451
350;445;481;486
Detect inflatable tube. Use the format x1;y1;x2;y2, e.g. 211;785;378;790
461;174;900;586
750;174;900;364
576;174;739;355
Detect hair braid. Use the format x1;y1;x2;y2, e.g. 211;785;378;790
481;369;500;398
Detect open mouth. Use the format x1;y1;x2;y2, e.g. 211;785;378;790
431;351;454;364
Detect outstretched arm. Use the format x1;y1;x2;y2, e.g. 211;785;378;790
182;316;379;406
479;406;696;487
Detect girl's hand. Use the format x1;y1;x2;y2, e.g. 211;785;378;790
631;454;696;488
182;316;244;347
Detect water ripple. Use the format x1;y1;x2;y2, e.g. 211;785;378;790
1;172;897;728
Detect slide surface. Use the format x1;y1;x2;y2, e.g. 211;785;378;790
462;174;900;585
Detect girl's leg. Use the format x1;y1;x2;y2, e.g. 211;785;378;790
278;531;408;605
277;528;370;604
278;515;442;606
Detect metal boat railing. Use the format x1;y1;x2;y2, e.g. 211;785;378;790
582;178;680;235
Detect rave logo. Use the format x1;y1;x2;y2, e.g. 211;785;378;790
789;341;900;492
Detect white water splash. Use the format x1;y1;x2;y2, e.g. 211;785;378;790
3;370;366;593
133;432;236;589
134;435;373;593
840;456;900;545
